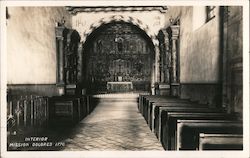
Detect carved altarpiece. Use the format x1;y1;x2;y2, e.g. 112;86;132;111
55;25;81;95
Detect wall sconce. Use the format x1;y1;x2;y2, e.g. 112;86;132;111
6;7;10;19
169;17;180;25
114;36;123;42
56;16;66;27
169;16;174;24
115;36;124;52
58;87;65;96
6;7;10;25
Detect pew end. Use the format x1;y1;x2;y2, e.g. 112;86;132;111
199;133;243;150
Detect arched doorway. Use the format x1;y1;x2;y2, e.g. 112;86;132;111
81;22;155;94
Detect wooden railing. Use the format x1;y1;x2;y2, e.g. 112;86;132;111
7;95;49;135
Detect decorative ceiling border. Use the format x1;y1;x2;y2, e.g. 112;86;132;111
65;6;168;14
79;15;159;47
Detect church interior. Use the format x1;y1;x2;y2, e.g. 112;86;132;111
5;5;244;152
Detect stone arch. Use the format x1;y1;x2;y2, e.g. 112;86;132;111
81;15;159;48
79;21;157;93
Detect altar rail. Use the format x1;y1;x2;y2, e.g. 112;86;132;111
7;95;49;135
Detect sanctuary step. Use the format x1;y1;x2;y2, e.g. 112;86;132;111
93;92;150;99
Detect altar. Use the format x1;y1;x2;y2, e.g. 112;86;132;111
107;82;133;92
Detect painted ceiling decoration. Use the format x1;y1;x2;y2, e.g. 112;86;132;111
65;6;168;14
80;15;159;47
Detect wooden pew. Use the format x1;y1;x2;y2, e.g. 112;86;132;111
149;102;207;131
140;95;173;118
141;95;184;121
138;95;147;113
155;106;223;141
52;95;90;121
88;95;98;114
49;96;83;125
78;95;89;119
139;95;172;109
139;95;152;114
175;120;242;150
161;112;237;150
199;133;243;150
147;99;191;124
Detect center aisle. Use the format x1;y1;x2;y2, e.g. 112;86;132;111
62;94;164;150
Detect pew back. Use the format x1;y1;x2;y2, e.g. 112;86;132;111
199;133;243;150
161;112;237;150
149;102;208;132
155;106;224;140
176;120;242;150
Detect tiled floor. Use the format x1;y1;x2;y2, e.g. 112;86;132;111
62;96;163;151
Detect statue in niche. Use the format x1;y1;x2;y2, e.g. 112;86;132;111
118;41;122;52
115;37;124;52
65;43;76;84
97;39;103;53
135;60;143;73
64;30;80;84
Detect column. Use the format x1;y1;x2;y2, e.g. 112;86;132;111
153;45;160;95
58;37;64;84
159;42;165;83
55;26;66;95
162;30;170;84
154;45;160;83
170;25;180;96
222;7;230;111
151;63;155;95
170;25;179;83
157;30;171;95
77;42;83;84
55;27;65;85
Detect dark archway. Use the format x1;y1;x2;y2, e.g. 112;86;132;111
81;21;155;94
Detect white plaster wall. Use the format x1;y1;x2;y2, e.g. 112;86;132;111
164;6;221;83
7;7;71;84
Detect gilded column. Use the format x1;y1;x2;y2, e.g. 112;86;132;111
162;30;170;84
77;42;83;84
170;25;180;96
159;41;165;83
153;45;160;95
155;45;160;83
55;26;66;86
170;25;179;83
157;30;171;95
151;63;155;95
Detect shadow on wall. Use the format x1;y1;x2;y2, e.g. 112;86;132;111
180;83;222;108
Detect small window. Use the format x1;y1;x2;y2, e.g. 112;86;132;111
193;6;216;31
206;6;216;22
193;6;206;31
